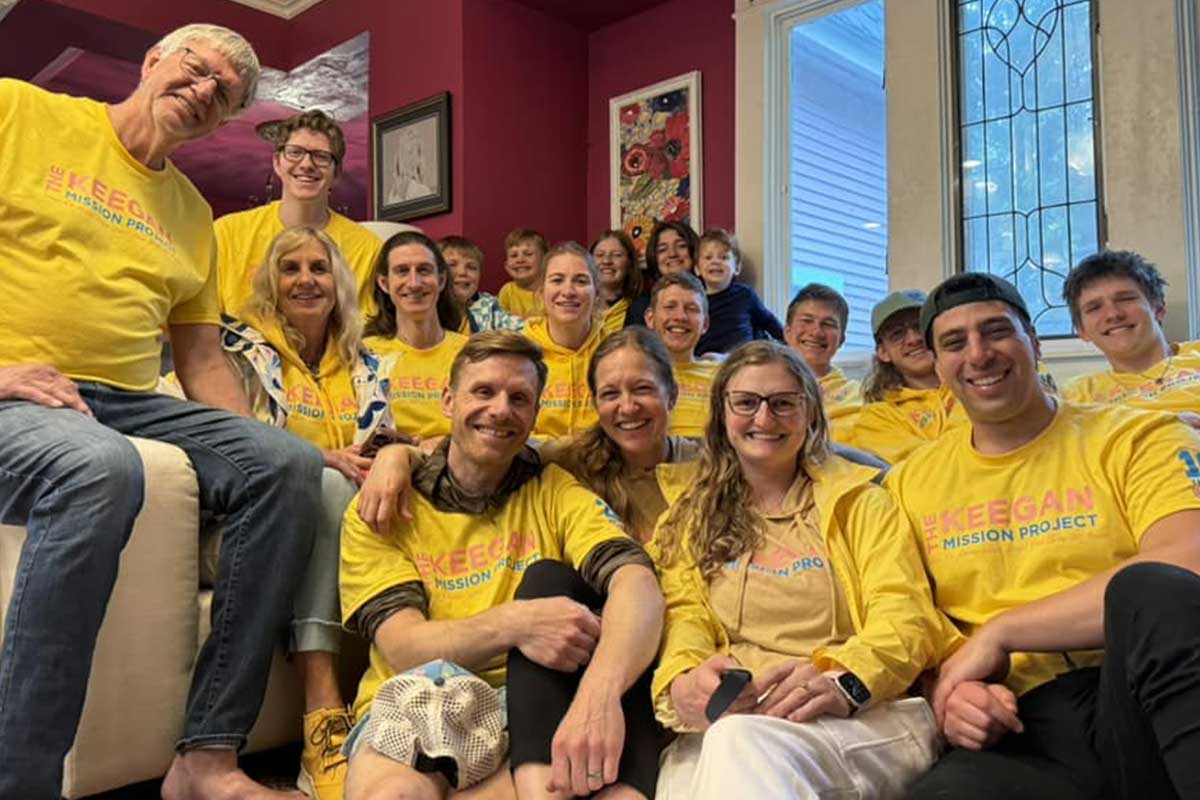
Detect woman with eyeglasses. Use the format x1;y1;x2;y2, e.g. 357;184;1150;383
649;340;946;800
849;291;967;464
214;109;382;318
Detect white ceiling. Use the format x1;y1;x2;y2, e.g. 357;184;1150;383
225;0;327;19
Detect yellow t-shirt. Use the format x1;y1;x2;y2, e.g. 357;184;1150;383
523;319;602;439
214;201;382;319
600;298;629;336
1063;341;1200;414
820;368;862;442
850;384;966;463
0;79;218;391
341;463;633;718
251;318;358;450
886;402;1200;695
669;360;718;438
497;281;543;318
366;331;467;440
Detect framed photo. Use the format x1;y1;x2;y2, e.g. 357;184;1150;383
609;71;702;260
372;92;450;221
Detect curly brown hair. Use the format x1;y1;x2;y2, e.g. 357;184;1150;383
655;340;831;578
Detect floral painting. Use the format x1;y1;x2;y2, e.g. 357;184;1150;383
609;72;702;261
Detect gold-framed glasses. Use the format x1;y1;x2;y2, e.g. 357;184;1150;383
179;47;235;116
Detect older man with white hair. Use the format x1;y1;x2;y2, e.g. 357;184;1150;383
0;23;320;800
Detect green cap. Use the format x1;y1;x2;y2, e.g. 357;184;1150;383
920;273;1031;347
871;290;927;337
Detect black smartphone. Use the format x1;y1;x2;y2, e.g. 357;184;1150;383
704;668;753;723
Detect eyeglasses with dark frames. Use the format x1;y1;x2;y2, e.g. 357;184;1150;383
277;144;337;169
724;390;806;417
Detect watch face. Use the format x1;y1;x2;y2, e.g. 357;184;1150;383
837;672;872;707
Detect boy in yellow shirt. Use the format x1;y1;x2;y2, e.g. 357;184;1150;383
1062;249;1200;415
214;109;382;318
888;273;1200;799
644;272;717;438
496;227;547;317
340;331;663;798
783;284;862;440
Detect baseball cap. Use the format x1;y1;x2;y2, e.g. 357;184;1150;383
920;273;1031;347
871;290;927;337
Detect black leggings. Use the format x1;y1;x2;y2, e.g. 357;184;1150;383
905;561;1200;800
506;559;663;798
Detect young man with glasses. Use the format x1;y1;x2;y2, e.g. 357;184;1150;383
215;109;383;318
886;273;1200;800
0;23;322;800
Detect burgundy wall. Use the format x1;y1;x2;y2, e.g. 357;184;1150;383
286;0;465;241
462;0;588;291
586;0;736;239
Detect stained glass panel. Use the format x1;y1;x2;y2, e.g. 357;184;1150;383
956;0;1100;337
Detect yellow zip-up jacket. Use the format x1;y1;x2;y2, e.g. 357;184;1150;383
523;317;602;439
648;455;956;731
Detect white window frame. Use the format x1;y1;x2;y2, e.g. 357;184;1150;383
738;0;1197;381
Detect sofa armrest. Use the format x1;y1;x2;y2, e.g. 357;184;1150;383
58;436;201;796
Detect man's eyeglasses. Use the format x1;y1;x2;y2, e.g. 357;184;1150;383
179;47;235;116
278;144;337;169
725;391;806;417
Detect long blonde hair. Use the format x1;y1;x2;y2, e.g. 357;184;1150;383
243;226;363;366
656;341;831;578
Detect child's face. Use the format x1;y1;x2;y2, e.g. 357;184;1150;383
505;240;543;287
698;241;739;293
443;248;481;305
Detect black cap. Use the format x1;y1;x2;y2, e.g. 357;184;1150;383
920;273;1031;347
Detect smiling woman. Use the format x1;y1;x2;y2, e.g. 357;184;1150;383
222;225;398;799
649;341;945;800
522;242;605;439
364;230;467;445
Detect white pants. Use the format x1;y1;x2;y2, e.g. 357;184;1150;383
656;697;940;800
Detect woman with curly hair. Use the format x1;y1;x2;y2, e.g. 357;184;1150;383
650;340;946;800
540;327;698;542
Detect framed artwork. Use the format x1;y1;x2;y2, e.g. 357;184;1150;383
609;71;702;260
372;92;451;221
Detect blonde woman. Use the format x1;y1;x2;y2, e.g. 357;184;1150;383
650;341;945;800
523;242;606;439
225;226;397;799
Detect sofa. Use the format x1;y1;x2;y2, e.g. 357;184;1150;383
0;436;304;798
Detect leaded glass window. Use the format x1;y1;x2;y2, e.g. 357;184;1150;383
956;0;1101;337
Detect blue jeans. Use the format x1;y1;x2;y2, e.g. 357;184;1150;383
0;383;321;798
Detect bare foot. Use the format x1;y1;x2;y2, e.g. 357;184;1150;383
161;749;305;800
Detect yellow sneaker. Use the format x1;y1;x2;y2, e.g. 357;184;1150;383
297;706;353;800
